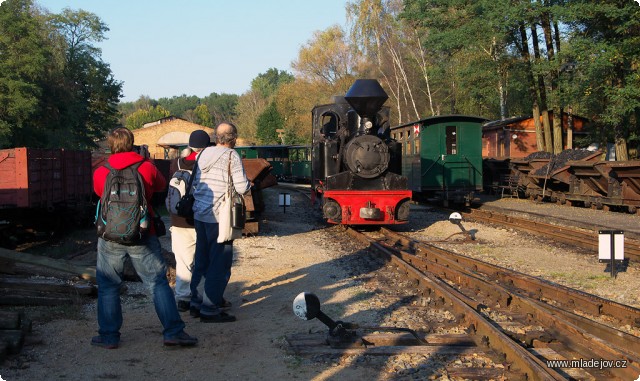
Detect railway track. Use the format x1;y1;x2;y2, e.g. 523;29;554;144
453;208;640;262
346;226;640;380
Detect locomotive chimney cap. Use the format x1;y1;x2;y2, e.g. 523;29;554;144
344;79;388;118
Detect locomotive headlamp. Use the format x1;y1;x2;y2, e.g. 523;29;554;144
364;120;373;130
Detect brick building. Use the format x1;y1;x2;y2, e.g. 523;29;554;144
132;117;214;159
482;112;590;159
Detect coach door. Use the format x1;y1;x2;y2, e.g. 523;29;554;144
421;123;462;190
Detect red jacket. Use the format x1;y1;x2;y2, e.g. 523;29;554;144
93;152;166;234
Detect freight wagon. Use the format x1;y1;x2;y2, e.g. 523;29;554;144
0;148;92;213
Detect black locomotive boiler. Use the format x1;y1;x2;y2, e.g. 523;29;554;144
311;79;412;225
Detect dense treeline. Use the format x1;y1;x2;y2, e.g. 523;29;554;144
0;0;121;149
1;0;639;157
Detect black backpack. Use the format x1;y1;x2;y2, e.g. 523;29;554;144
95;162;149;245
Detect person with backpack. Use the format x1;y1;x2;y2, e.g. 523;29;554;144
166;130;210;312
190;122;250;323
92;127;197;349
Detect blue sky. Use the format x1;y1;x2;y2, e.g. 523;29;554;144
36;1;349;102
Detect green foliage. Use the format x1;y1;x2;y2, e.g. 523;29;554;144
251;68;294;98
124;106;170;130
255;101;283;144
561;1;640;144
157;94;200;117
193;104;212;127
202;92;239;125
0;0;51;148
0;1;121;149
48;7;108;63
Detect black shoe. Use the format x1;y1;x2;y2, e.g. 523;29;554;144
177;300;190;312
163;331;198;346
221;298;232;309
91;335;118;349
189;306;200;318
200;311;236;323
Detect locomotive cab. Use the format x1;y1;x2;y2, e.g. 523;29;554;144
311;79;412;225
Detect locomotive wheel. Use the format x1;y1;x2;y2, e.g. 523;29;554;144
322;199;342;222
395;200;410;221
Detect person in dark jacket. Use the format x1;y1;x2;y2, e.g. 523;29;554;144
169;130;210;312
91;127;197;349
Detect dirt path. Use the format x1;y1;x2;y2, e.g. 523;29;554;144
0;187;384;381
2;186;640;381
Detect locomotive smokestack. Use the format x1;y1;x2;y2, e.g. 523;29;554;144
344;79;388;135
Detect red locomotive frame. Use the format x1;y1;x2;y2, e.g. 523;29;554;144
320;189;412;225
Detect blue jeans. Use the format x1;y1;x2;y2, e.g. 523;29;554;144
190;221;233;316
96;236;185;344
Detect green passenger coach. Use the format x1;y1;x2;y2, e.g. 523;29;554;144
391;115;487;206
289;145;312;183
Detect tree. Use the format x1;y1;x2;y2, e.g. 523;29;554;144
251;68;294;98
193;104;212;127
157;95;200;117
274;79;335;144
202;92;238;126
255;102;283;144
125;106;170;130
233;90;264;143
47;7;122;148
561;1;640;160
0;0;52;148
234;69;296;143
292;25;359;86
49;8;107;67
350;0;426;123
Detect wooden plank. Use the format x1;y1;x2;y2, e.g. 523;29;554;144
290;344;482;356
0;311;21;330
0;247;95;281
286;333;476;347
0;330;25;354
0;275;95;295
0;289;79;306
0;341;8;362
445;367;507;380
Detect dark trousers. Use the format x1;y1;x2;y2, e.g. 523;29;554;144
190;220;233;316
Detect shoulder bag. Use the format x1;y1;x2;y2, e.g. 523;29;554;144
217;151;246;243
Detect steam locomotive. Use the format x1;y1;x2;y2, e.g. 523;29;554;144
311;79;412;225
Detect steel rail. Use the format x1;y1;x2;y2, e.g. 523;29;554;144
381;227;640;329
462;208;640;261
378;227;640;380
346;227;566;381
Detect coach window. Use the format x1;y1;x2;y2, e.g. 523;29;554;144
446;125;458;155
